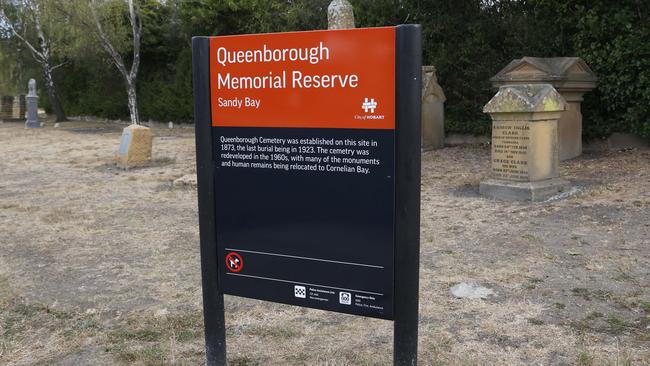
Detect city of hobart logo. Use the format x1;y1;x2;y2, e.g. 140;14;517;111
355;97;385;121
361;97;378;113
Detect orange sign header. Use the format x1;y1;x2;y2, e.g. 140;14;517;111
209;27;395;129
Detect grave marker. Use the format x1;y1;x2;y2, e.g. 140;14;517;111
116;124;153;168
491;57;598;160
327;0;355;30
480;84;570;201
25;79;40;129
421;66;445;150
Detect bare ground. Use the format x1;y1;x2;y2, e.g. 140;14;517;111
0;119;648;365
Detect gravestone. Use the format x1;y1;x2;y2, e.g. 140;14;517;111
116;124;153;168
491;57;597;161
24;80;40;128
480;84;570;201
421;66;446;150
13;95;26;120
0;96;12;120
328;0;355;30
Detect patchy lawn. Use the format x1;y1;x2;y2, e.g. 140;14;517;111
0;120;648;365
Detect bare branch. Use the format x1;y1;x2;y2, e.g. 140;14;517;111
51;60;69;70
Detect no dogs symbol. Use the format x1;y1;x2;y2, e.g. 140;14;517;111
225;252;243;273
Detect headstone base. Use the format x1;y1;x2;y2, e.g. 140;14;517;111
24;120;42;129
479;178;570;202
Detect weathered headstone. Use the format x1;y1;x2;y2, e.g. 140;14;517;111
13;95;26;120
480;84;570;201
491;57;597;161
116;124;153;168
24;80;40;128
327;0;355;30
0;96;12;120
421;66;446;150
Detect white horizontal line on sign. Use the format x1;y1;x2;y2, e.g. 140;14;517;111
224;248;385;269
225;272;385;296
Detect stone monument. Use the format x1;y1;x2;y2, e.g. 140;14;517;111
421;66;446;150
490;57;597;161
24;79;40;128
328;0;355;30
116;124;154;168
480;84;570;201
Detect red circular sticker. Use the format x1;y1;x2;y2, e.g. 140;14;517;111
225;252;244;273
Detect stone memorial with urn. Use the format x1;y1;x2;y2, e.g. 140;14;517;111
25;79;40;128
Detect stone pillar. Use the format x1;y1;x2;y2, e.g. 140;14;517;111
328;0;355;30
490;57;597;161
479;84;570;201
25;80;40;128
421;66;446;150
116;124;154;168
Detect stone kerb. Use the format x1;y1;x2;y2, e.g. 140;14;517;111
480;84;571;201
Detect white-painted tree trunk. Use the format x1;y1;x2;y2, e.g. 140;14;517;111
126;79;139;125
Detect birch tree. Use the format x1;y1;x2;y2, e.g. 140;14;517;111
0;0;68;122
83;0;142;125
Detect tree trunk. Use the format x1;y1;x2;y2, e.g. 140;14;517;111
126;78;139;125
43;64;67;122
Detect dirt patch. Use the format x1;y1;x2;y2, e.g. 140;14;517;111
1;121;648;365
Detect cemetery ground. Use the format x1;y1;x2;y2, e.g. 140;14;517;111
0;119;648;366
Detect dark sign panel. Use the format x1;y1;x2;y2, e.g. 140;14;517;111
209;27;396;319
192;25;421;364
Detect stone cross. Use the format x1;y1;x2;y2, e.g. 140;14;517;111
479;84;570;201
328;0;355;30
24;79;40;128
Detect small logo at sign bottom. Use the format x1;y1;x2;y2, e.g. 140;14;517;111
294;285;306;299
339;292;351;305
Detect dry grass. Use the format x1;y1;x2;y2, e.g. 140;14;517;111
0;120;649;365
